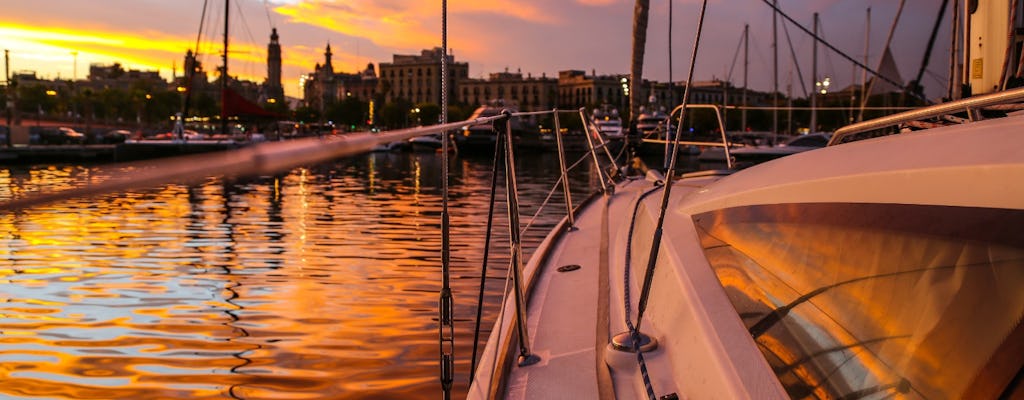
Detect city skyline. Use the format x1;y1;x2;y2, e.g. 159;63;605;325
2;0;949;100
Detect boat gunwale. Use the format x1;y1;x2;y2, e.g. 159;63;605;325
475;188;605;399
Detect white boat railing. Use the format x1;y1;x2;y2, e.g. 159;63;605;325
829;86;1024;146
642;103;734;169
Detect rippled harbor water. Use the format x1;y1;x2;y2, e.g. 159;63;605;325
0;151;605;399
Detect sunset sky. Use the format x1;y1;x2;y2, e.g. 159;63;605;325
2;0;950;100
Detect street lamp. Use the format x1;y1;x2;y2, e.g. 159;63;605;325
815;77;831;95
411;107;421;126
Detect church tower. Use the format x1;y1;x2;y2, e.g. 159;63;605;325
266;28;284;103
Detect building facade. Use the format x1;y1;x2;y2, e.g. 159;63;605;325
302;44;340;112
86;63;164;91
557;70;628;110
377;47;468;105
302;45;380;111
336;63;379;102
457;70;557;112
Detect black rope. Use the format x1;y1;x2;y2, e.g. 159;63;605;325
470;126;504;382
758;0;911;96
622;184;665;400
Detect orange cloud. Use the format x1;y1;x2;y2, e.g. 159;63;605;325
272;0;556;53
0;21;293;93
576;0;620;5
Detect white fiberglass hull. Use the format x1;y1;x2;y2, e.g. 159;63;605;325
470;113;1024;399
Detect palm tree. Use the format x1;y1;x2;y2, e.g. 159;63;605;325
629;0;650;124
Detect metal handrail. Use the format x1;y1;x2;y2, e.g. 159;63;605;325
666;103;734;169
0;115;507;212
829;86;1024;146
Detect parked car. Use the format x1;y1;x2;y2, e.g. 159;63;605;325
38;127;86;145
101;129;132;144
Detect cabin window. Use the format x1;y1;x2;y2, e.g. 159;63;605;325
693;203;1024;399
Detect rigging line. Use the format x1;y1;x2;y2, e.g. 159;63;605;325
183;0;210;117
206;4;223;58
668;0;673;106
1000;0;1020;89
949;0;959;99
438;1;454;398
820;25;838;82
566;151;592;173
470;128;504;383
859;0;907;120
636;0;708;333
757;0;909;96
263;0;275;28
726;28;744;83
518;174;564;236
780;15;808;98
621;184;664;400
234;0;258;46
234;0;260;78
629;3;710;399
912;0;949;95
483;255;516;398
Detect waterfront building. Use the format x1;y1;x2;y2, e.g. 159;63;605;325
302;44;380;112
176;49;211;94
335;63;379;102
378;47;468;105
86;63;164;91
457;70;557;112
557;70;627;110
302;44;340;113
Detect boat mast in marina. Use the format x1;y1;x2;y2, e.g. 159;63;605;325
772;0;778;137
743;24;748;132
221;0;229;136
811;13;818;132
629;0;650;124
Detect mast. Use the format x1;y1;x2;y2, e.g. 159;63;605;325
221;0;229;136
950;0;960;99
858;7;870;122
961;0;971;96
742;24;748;132
772;0;778;138
810;12;818;133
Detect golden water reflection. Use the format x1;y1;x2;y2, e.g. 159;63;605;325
0;151;601;399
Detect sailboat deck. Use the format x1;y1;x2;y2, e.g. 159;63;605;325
478;172;787;399
504;189;610;398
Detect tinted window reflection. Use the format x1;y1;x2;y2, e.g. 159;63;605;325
694;203;1024;399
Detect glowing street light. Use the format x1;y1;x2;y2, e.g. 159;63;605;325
815;77;831;95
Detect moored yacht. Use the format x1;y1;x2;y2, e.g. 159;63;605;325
468;1;1024;398
468;85;1024;400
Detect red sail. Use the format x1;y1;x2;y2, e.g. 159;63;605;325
222;87;282;118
